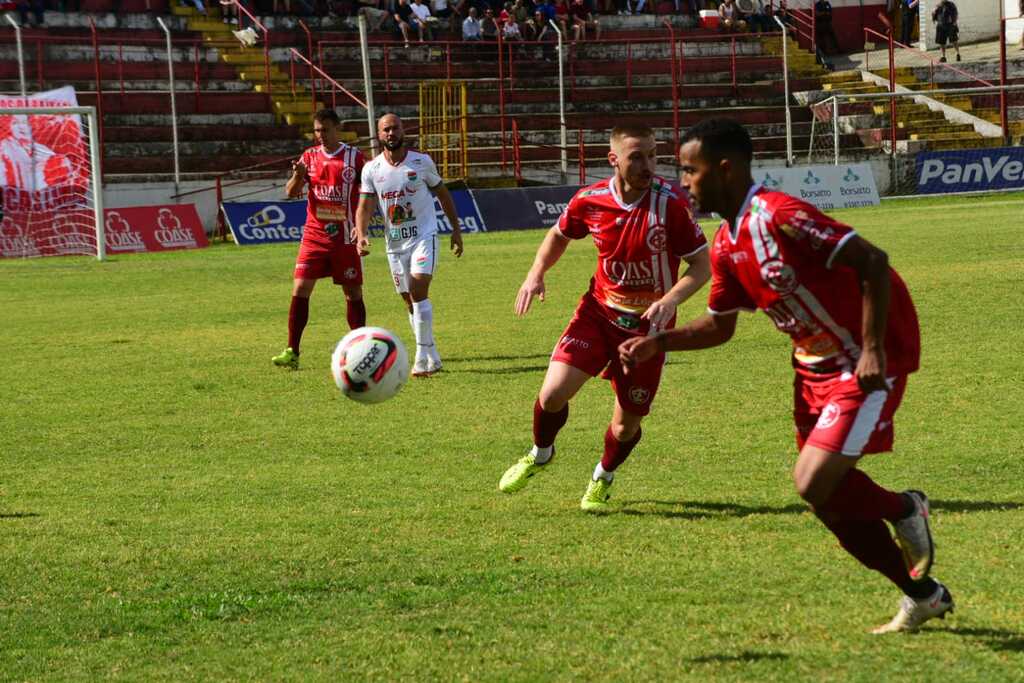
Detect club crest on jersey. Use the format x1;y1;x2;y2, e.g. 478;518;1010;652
645;223;667;253
407;171;417;181
760;259;798;295
817;402;841;429
628;386;650;405
342;167;355;182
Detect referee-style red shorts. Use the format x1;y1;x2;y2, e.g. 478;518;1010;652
293;228;362;285
794;371;909;456
550;296;664;417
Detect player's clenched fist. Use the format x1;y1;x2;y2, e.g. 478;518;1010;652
514;274;545;317
618;335;659;369
291;159;308;181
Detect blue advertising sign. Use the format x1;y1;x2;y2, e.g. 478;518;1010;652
916;147;1024;195
223;190;485;245
473;185;580;231
222;200;307;245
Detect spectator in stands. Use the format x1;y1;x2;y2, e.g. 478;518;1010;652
499;2;524;40
814;0;839;67
481;6;499;39
718;0;747;32
16;0;45;26
511;0;530;28
410;0;435;40
570;0;599;41
394;0;417;45
774;0;794;29
552;0;570;36
1020;0;1024;51
463;5;483;38
747;0;773;33
360;0;393;31
431;0;454;31
220;0;254;28
900;0;918;46
932;0;960;62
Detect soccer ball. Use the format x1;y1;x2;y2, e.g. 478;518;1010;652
331;327;409;404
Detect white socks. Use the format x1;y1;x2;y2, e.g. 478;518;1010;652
531;444;554;465
593;463;614;483
411;299;439;363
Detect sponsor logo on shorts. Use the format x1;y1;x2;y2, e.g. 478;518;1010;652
344;267;357;280
628;386;651;405
817;402;841;429
615;314;640;330
560;335;591;350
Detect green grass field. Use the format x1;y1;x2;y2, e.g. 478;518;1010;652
2;193;1023;681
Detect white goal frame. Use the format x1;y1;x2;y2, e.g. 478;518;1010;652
0;105;105;260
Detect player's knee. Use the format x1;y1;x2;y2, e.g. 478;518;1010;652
537;390;568;413
609;420;639;442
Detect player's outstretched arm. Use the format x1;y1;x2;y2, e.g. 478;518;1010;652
641;247;712;330
619;311;737;368
353;193;377;256
431;182;463;257
831;234;890;393
515;225;570;317
285;159;308;199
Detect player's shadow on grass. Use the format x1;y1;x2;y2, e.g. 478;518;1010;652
0;512;41;520
685;651;789;664
444;353;552;363
948;627;1024;653
930;500;1023;513
619;500;808;520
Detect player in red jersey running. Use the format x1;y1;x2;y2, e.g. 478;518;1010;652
498;124;711;512
273;109;366;370
619;118;953;633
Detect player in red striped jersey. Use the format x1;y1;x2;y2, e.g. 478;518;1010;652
498;124;711;512
619;118;953;633
273;109;366;370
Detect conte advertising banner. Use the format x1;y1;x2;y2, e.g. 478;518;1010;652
753;164;881;210
915;147;1024;195
472;185;580;231
103;205;208;254
223;189;485;245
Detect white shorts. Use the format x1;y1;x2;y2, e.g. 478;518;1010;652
387;234;439;293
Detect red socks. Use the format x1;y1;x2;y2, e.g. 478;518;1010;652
600;425;642;472
346;298;367;330
819;468;907;522
817;468;913;590
287;295;310;353
533;399;569;449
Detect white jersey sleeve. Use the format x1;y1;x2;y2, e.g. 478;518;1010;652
422;155;443;188
359;158;377;195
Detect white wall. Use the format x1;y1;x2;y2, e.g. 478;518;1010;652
919;0;1002;49
1006;0;1024;43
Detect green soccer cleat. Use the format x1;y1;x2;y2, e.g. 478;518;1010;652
272;347;299;369
499;451;550;493
580;478;613;513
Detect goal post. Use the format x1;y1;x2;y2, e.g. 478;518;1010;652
0;105;105;260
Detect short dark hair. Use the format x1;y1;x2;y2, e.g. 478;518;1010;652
681;117;753;163
313;108;341;126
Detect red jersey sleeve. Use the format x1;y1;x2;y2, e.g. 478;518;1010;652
770;194;857;270
707;229;756;315
556;189;589;240
666;194;708;258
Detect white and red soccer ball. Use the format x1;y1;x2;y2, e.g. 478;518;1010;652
331;326;409;404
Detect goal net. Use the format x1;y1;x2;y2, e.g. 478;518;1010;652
803;85;1024;196
0;105;104;259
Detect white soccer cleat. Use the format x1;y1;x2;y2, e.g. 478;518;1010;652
893;490;935;581
871;581;954;634
411;355;431;378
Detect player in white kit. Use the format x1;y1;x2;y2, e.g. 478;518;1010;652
355;113;465;376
